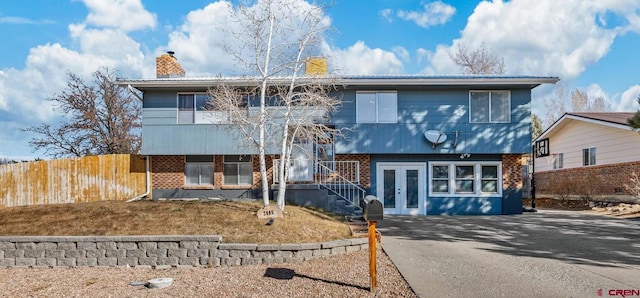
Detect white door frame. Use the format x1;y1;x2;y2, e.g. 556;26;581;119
376;162;426;215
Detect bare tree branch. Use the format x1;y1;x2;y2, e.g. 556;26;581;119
448;43;506;75
22;68;141;158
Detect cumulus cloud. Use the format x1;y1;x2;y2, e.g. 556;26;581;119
618;85;640;111
82;0;156;31
392;46;410;62
0;0;151;158
397;1;456;28
161;0;333;77
428;0;640;79
323;41;404;74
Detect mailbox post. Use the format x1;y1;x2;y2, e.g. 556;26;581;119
363;195;383;292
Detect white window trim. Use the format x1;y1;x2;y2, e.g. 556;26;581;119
468;90;511;123
553;153;564;170
428;162;503;197
582;147;596;166
355;91;397;124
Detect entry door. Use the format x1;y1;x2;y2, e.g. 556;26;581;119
376;163;425;215
288;141;314;182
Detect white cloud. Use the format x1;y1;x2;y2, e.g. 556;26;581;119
0;16;54;25
617;85;640;111
428;0;640;79
323;41;404;74
0;1;152;158
82;0;156;32
392;46;410;62
397;1;456;28
379;8;393;23
161;0;332;77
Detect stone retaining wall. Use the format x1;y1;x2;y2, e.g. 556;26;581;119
0;236;368;268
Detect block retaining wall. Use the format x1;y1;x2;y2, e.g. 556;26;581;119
0;236;368;268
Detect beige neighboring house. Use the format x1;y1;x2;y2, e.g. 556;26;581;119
534;112;640;202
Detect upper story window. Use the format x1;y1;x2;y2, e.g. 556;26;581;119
469;90;511;123
356;91;397;123
429;162;502;196
178;93;229;124
582;147;596;166
553;153;564;169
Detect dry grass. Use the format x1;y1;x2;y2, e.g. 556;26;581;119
0;200;354;243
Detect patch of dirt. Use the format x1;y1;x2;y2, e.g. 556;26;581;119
522;197;640;218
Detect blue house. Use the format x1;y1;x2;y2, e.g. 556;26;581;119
119;53;558;215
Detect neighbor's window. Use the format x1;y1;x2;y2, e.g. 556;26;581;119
185;155;214;186
430;163;502;196
223;155;253;185
582;147;596;166
356;91;397;123
553;153;564;169
469;90;511;123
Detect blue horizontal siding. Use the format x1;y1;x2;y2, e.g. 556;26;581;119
427;197;502;215
332;88;532;155
142;125;282;155
143;108;176;125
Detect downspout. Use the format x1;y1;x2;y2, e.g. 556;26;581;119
126;84;150;202
127;155;150;202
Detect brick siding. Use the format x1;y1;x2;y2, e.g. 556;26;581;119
336;154;370;187
151;156;184;189
502;154;523;190
536;161;640;198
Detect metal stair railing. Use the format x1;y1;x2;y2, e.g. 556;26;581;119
316;162;366;210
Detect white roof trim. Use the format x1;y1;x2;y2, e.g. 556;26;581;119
536;114;634;141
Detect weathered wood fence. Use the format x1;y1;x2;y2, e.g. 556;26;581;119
0;154;147;207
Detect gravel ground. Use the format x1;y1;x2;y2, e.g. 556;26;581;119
0;249;416;298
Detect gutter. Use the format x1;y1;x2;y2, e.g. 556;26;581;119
126;84;150;202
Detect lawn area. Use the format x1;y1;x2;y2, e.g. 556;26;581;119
0;200;354;244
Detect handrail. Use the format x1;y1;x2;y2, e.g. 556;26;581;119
316;163;366;210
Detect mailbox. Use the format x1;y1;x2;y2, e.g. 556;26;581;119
363;195;383;221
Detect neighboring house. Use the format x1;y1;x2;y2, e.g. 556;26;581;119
534;112;640;202
118;53;558;215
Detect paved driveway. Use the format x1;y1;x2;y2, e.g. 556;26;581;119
377;210;640;298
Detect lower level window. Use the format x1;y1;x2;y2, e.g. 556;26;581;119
224;155;253;185
429;162;501;196
185;155;214;186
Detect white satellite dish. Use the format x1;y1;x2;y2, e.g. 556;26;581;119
424;130;447;149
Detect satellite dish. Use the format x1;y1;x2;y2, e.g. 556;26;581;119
424;130;447;149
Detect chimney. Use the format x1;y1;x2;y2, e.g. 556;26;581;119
156;51;185;78
305;57;327;75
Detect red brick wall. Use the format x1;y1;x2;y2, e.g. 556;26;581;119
150;154;368;190
336;154;370;187
502;154;523;190
151;156;184;189
536;161;640;198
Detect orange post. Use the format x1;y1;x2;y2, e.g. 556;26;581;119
368;220;377;292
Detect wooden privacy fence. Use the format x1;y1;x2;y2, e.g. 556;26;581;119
0;154;147;207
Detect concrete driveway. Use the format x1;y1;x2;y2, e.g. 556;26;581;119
377;210;640;298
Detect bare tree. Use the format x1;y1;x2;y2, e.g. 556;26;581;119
542;84;611;127
448;42;506;75
208;0;338;210
23;68;141;158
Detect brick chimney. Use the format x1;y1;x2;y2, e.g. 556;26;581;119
156;51;185;78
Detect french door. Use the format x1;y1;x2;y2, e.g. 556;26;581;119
376;163;426;215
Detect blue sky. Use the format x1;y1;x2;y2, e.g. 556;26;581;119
1;0;639;160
